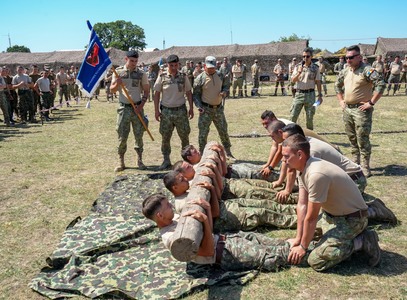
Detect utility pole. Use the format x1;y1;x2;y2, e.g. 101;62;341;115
8;33;11;48
163;38;165;50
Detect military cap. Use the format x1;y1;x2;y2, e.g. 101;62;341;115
126;50;139;58
186;60;190;63
254;59;258;63
205;56;216;68
167;54;179;63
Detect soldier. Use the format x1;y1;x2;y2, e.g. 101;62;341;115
386;55;402;96
193;56;235;160
290;47;323;130
371;55;385;76
333;56;346;76
2;66;18;123
104;69;114;102
180;60;194;87
110;50;150;171
48;69;57;110
231;59;244;98
399;54;407;94
33;69;53;122
251;59;261;95
282;134;381;271
273;58;287;96
146;65;157;102
29;65;42;119
0;67;11;126
288;57;297;97
56;66;71;107
67;65;76;102
316;57;328;96
153;54;194;170
335;45;386;176
12;66;33;124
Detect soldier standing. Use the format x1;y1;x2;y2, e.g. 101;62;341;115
0;67;11;126
371;55;385;76
399;54;407;94
251;59;261;95
386;56;402;95
153;54;194;170
231;59;243;98
181;60;194;87
29;65;41;119
334;56;346;76
273;59;287;96
288;58;297;97
316;57;328;96
34;69;53;121
193;56;235;159
335;45;386;176
12;66;33;124
110;50;150;172
56;66;70;107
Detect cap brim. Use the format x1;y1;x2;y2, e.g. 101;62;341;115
206;63;216;68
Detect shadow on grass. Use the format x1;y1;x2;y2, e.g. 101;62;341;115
50;109;82;123
325;249;407;277
372;164;407;176
0;126;42;141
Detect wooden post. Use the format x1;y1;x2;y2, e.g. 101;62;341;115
170;141;219;262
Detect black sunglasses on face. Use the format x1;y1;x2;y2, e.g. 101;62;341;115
346;54;359;60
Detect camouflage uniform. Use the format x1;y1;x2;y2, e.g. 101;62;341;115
114;66;148;155
228;162;280;182
242;64;248;97
0;90;10;125
12;72;33;122
400;57;407;94
334;63;386;166
387;61;402;94
290;62;321;130
214;198;297;233
193;70;231;153
56;71;70;105
273;62;286;96
251;62;261;89
29;72;41;113
316;59;328;95
231;63;243;97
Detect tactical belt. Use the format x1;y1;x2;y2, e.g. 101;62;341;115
160;104;186;111
346;103;363;109
349;170;365;181
298;89;315;93
18;89;29;95
324;209;368;219
215;234;226;264
202;102;222;109
41;91;51;93
120;101;142;107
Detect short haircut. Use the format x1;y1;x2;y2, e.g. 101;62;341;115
346;45;360;53
142;193;167;220
281;123;305;138
181;145;195;163
261;110;276;120
282;134;310;157
303;47;314;55
172;160;184;171
267;120;285;133
163;170;181;192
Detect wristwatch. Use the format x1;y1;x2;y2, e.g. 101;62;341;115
268;166;274;171
368;100;375;106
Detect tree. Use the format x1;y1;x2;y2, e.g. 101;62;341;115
93;20;146;51
7;45;31;53
270;33;309;43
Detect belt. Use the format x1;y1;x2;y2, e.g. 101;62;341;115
120;101;142;107
298;89;315;93
349;170;365;181
346;103;363;109
160;104;186;111
234;77;243;79
215;234;226;264
202;102;222;109
325;209;368;219
60;84;67;86
41;91;51;93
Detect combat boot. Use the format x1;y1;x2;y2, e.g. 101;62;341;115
368;198;397;225
136;149;147;170
245;91;248;97
361;230;381;267
114;154;125;172
352;153;360;165
158;155;172;170
225;147;236;162
361;156;371;177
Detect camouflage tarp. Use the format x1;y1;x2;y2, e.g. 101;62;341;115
30;174;258;299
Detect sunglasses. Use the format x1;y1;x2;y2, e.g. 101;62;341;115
303;55;311;58
345;54;359;60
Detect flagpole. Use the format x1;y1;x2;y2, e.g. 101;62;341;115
111;67;154;141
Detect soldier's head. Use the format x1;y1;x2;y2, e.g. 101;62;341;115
204;56;217;75
339;56;345;62
125;50;139;70
181;145;201;164
166;54;179;75
302;47;314;65
376;55;382;61
267;120;285;143
173;160;196;181
142;193;174;228
281;123;305;140
345;45;362;69
282;134;310;172
292;58;297;63
260;110;277;128
318;57;324;62
17;65;24;74
395;55;400;62
163;170;190;196
277;58;282;64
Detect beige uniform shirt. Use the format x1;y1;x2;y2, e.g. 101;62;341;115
251;63;261;77
292;63;321;90
299;157;368;216
232;65;243;78
154;72;191;107
201;72;223;106
390;62;402;75
372;61;384;74
112;65;148;104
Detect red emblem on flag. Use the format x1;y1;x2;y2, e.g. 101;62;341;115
86;43;100;67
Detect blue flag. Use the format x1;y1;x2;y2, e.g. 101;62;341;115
76;21;112;97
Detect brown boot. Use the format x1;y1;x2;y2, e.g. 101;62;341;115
158;155;172;170
352;153;360;165
361;156;371;177
368;198;398;225
114;154;125;172
136;149;147;170
361;230;381;267
225;147;236;162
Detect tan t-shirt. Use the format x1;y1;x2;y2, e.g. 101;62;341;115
292;63;321;90
154;72;191;107
390;62;402;75
112;65;148;104
160;214;217;264
299;157;367;216
201;72;223;106
307;137;361;174
232;65;243;78
174;193;189;214
343;67;373;104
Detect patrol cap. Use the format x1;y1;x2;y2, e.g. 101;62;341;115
254;59;258;63
126;50;139;58
205;56;216;68
167;54;179;63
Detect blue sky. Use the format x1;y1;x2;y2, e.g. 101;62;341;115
1;0;405;53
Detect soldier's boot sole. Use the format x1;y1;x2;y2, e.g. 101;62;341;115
363;230;381;267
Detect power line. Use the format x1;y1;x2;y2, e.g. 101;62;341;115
312;38;377;42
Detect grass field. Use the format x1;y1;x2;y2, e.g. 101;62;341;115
1;80;406;300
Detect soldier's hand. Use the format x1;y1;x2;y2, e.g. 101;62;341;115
339;100;346;110
189;108;194;120
276;190;290;203
359;102;372;112
288;245;306;265
155;111;161;122
261;167;271;177
272;181;283;189
183;209;207;223
198;107;205;114
188;198;210;211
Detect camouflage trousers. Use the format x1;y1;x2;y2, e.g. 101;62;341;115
116;105;146;155
232;78;243;96
387;74;400;92
252;76;259;89
214;198;297;233
343;106;373;160
0;91;10;123
198;106;231;153
59;85;69;103
290;91;316;130
219;231;290;272
351;172;367;194
228;163;280;182
222;178;298;204
18;90;34;121
40;92;53;118
320;73;327;94
160;105;190;156
308;211;368;272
